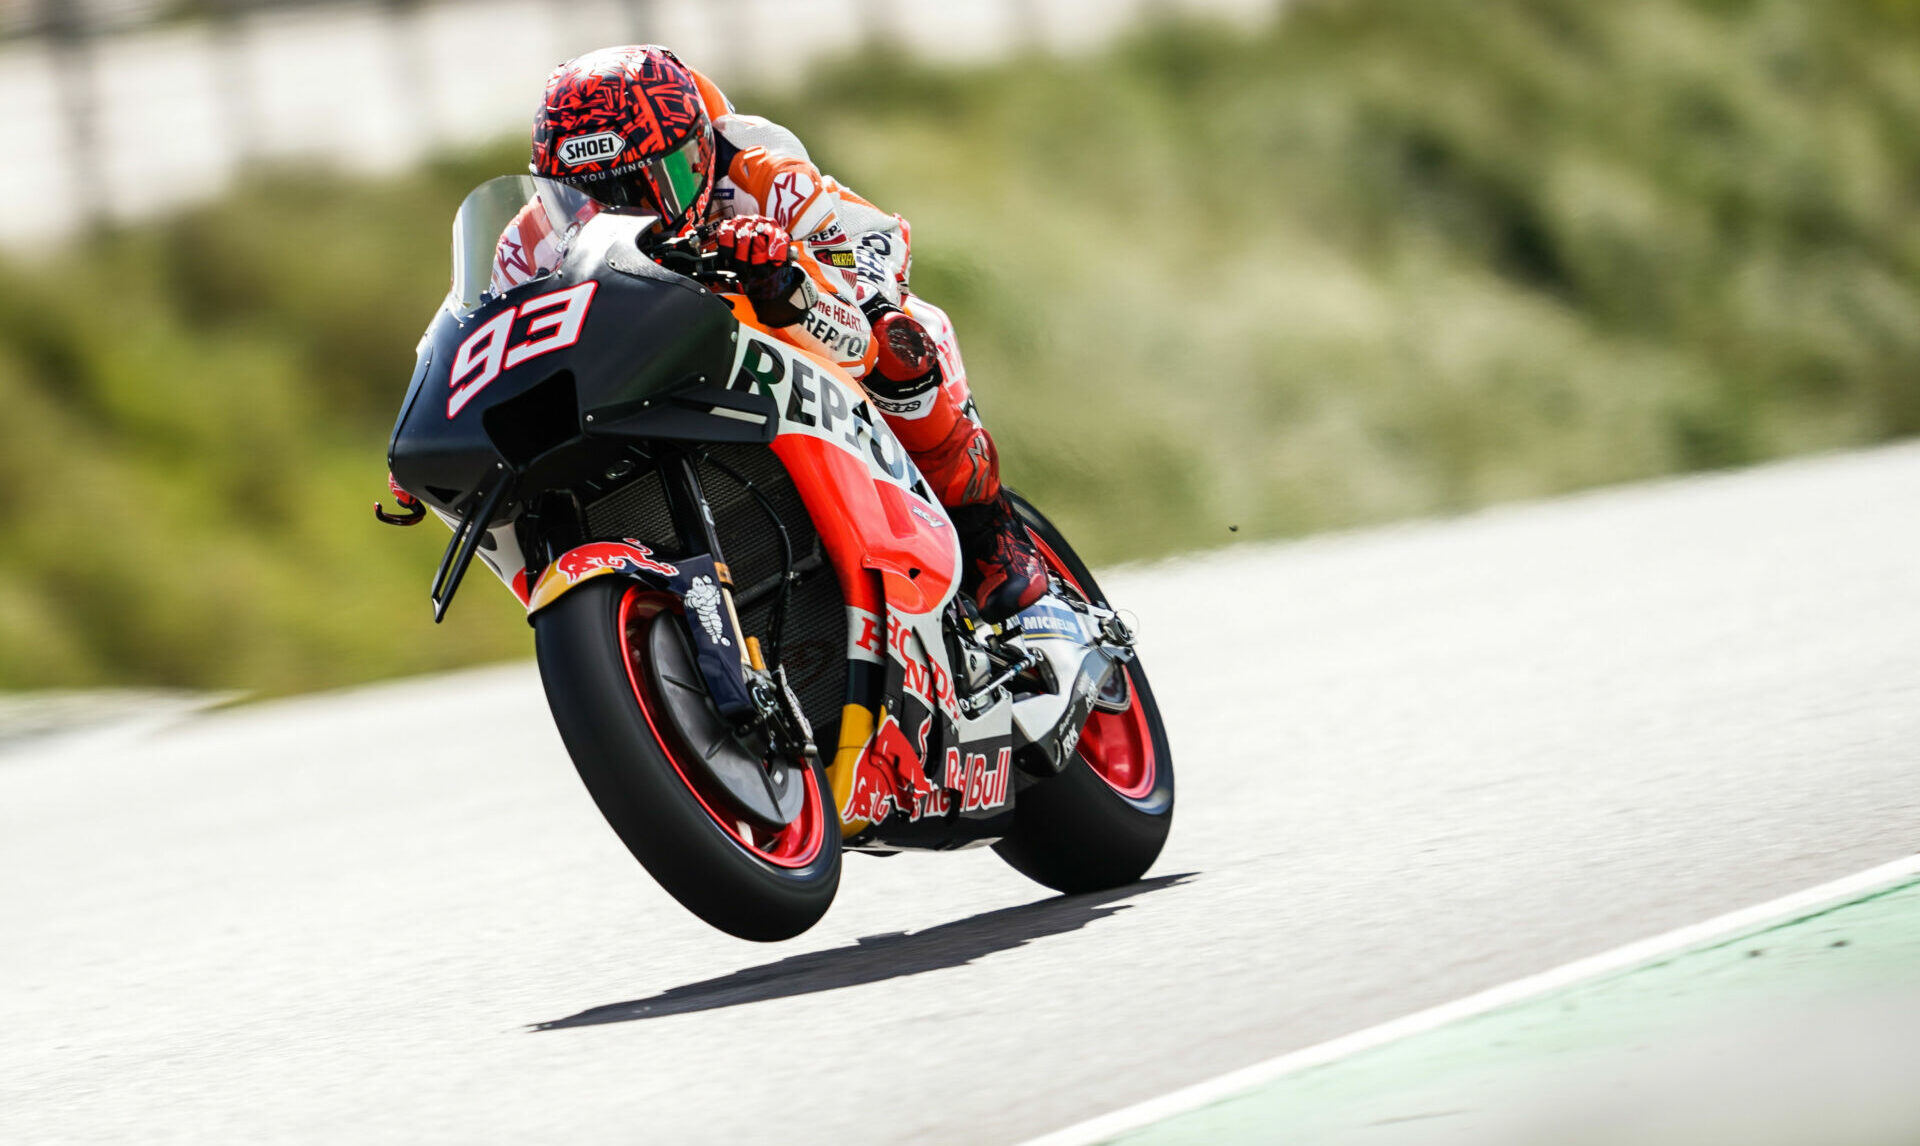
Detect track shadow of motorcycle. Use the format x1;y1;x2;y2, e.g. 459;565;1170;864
531;872;1195;1031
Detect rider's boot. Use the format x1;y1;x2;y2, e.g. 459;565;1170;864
865;307;1047;623
946;494;1049;623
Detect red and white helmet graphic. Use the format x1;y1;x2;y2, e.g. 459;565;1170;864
530;45;716;231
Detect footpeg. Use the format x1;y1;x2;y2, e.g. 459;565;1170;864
958;646;1047;718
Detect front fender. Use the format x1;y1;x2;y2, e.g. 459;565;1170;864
525;540;683;616
527;541;753;717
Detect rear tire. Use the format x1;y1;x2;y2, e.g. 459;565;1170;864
534;578;840;941
991;494;1175;894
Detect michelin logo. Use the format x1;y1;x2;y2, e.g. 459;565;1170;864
685;575;731;647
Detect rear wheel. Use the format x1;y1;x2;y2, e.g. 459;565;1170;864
991;494;1175;894
534;578;840;941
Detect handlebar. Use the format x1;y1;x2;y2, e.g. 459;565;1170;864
646;227;742;292
641;225;808;326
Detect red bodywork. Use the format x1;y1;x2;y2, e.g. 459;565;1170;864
731;302;965;833
724;293;961;621
771;434;958;618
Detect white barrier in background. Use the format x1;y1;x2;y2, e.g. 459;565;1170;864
0;0;1276;247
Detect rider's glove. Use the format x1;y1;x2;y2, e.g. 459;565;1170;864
713;216;794;270
712;216;814;328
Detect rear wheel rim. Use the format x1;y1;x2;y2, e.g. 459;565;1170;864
617;585;827;868
1026;534;1159;801
1076;684;1157;799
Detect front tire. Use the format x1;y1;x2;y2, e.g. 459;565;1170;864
534;579;840;941
991;494;1175;894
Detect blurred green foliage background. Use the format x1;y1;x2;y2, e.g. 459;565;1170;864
3;0;1917;694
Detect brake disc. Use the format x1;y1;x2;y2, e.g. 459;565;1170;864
647;616;806;828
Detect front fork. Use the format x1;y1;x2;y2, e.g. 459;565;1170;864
518;450;817;764
660;453;749;676
659;453;816;763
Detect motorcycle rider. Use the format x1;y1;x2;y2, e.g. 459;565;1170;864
520;44;1047;623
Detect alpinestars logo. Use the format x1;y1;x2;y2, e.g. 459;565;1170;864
685;575;731;647
769;170;811;224
558;132;624;168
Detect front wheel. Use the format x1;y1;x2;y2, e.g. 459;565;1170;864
534;578;840;941
991;493;1175;894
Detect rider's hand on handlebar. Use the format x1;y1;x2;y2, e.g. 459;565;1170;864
706;216;813;327
712;216;794;271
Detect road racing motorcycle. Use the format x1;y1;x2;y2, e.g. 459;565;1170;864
380;177;1174;940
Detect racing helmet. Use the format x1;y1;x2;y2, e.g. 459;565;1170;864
530;46;716;231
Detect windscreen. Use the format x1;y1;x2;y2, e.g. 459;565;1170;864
447;176;607;315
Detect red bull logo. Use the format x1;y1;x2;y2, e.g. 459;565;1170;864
842;716;936;827
552;540;678;583
913;785;951;820
915;746;963;820
848;738;1010;827
946;746;1012;813
841;756;898;827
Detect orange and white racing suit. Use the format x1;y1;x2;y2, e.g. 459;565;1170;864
492;68;1003;513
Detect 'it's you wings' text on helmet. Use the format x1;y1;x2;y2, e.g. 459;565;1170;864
530;45;715;231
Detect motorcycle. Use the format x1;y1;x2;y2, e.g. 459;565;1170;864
380;176;1174;940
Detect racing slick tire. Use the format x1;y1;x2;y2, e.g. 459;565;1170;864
991;493;1175;894
535;578;840;941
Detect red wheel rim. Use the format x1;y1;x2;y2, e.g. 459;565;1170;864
1027;533;1159;801
616;586;827;868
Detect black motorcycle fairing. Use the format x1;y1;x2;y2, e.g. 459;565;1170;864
570;243;773;437
386;215;772;521
388;338;435;470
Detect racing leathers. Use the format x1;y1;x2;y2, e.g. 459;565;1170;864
498;66;1045;621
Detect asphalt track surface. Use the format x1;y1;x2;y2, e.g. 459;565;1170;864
6;444;1919;1144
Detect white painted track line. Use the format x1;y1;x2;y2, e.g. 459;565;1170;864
1019;851;1920;1146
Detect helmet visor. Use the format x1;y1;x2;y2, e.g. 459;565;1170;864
566;129;711;227
647;132;710;220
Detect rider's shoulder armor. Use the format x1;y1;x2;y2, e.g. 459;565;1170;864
714;114;811;164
